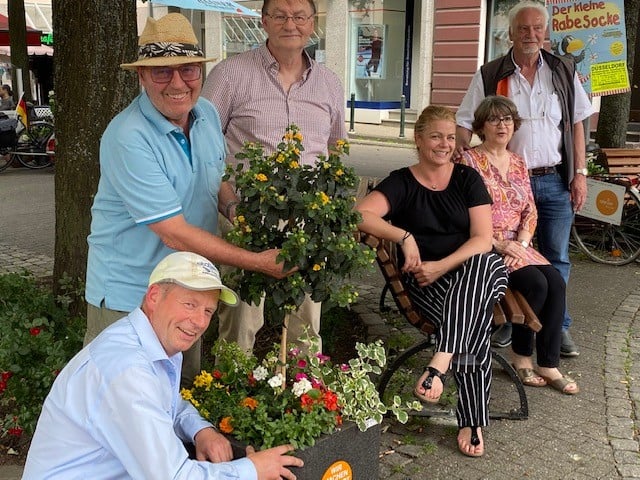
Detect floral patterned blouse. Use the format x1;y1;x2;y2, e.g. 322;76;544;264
459;147;549;271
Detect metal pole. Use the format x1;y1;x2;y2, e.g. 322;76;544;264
349;93;355;133
399;95;406;138
16;69;23;99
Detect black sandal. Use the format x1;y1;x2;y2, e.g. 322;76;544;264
470;426;480;446
415;366;447;403
458;426;484;457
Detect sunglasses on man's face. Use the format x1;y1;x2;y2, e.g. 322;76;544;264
149;64;202;84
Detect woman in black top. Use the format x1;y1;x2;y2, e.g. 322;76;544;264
356;105;508;457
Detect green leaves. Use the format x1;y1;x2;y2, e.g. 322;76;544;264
225;125;374;319
0;272;85;437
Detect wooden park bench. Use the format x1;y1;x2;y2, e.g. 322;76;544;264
356;177;542;420
600;148;640;177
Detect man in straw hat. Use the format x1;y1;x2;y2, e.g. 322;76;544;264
25;252;304;479
202;0;347;355
85;13;290;384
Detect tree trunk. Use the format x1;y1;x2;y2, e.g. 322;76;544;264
595;0;640;148
8;0;31;102
52;0;138;312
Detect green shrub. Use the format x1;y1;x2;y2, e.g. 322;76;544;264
0;272;85;440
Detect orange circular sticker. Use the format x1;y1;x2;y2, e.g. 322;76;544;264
596;189;619;216
322;460;353;480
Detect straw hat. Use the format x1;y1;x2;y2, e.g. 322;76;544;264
121;13;217;70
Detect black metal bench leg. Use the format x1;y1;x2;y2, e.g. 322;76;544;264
377;342;529;421
490;349;529;420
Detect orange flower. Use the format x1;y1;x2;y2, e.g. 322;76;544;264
242;397;259;410
323;391;339;411
219;416;234;434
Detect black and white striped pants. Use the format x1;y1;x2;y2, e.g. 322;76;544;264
405;253;508;428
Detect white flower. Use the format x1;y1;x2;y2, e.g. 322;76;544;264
267;373;284;388
252;366;269;381
292;378;313;397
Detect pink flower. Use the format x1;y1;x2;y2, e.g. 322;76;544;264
316;353;330;363
29;327;42;336
296;359;307;368
339;364;350;372
288;348;301;358
295;372;309;382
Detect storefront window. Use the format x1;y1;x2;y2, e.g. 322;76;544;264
348;0;406;108
486;0;544;62
223;0;326;59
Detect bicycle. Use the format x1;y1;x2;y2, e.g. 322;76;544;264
571;145;640;265
0;118;55;172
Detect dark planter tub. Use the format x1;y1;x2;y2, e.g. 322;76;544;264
227;421;382;480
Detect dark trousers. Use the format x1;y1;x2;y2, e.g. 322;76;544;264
509;265;565;367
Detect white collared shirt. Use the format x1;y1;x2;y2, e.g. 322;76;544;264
457;52;594;170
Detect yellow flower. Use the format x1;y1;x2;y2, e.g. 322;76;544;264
294;132;303;141
276;153;285;163
193;370;213;388
337;139;347;148
310;202;319;210
319;192;330;205
289;160;299;169
219;416;234;434
293;148;300;156
237;215;245;223
335;169;344;177
180;388;193;401
255;173;268;182
312;264;321;271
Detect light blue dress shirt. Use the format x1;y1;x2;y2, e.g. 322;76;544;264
22;309;257;479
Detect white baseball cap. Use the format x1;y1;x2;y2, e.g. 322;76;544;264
149;252;238;306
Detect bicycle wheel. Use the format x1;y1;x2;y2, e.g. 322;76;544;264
0;150;12;172
13;151;52;169
14;121;55;169
572;186;640;265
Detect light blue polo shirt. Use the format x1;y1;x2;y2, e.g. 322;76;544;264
86;92;226;311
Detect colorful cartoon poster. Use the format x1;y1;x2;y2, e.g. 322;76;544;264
546;0;630;96
356;24;385;80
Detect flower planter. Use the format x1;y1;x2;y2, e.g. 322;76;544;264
229;421;381;480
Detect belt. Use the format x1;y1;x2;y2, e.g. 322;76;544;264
528;166;556;176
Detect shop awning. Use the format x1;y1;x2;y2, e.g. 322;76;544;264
0;13;42;46
0;44;52;56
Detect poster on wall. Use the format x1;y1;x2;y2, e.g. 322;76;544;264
356;24;385;79
546;0;630;96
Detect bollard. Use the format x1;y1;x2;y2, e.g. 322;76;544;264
399;95;406;138
349;93;356;133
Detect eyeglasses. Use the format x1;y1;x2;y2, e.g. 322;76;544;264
265;13;313;25
148;64;202;84
487;115;514;126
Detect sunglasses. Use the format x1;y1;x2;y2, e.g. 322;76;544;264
148;64;202;84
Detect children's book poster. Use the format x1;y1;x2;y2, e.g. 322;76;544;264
547;0;630;96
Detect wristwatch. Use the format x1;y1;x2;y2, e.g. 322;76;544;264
520;240;529;249
575;168;588;176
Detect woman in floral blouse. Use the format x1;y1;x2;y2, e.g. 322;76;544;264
459;96;578;395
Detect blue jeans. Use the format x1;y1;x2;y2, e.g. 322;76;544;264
529;172;574;331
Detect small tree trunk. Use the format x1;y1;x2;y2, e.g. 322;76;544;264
279;314;290;380
595;0;640;148
52;0;138;314
8;0;31;102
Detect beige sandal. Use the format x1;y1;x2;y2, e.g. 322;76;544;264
512;365;547;387
538;374;579;395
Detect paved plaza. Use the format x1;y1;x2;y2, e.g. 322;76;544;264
2;129;640;478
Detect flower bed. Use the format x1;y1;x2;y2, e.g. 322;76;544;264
182;339;415;451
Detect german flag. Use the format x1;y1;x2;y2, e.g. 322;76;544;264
16;95;28;129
